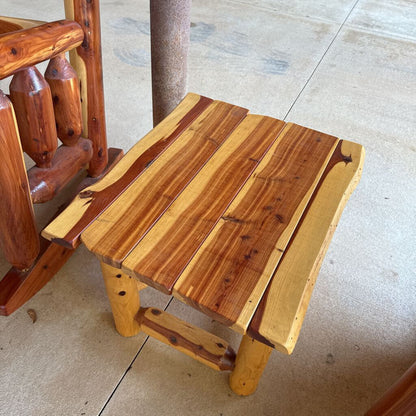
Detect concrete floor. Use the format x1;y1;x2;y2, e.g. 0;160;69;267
0;0;415;415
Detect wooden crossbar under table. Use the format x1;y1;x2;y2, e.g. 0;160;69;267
42;93;365;395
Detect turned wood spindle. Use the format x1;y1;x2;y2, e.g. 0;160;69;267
45;53;82;146
65;0;108;177
0;91;40;270
9;66;58;168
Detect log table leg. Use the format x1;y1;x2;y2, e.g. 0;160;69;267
229;335;273;396
100;262;141;337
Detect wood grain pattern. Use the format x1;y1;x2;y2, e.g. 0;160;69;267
42;93;213;247
122;115;285;293
247;140;364;353
65;0;107;177
9;66;58;168
173;123;339;333
0;91;39;270
137;307;236;371
0;16;44;34
81;100;248;266
229;335;273;395
0;238;74;316
28;138;93;203
45;53;82;146
0;20;83;80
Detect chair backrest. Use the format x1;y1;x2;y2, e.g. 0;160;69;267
0;1;107;270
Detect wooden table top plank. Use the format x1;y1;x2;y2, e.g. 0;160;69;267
80;100;249;267
247;140;365;354
42;93;213;248
173;123;339;333
121;115;286;293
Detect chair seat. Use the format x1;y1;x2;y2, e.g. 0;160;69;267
43;92;364;355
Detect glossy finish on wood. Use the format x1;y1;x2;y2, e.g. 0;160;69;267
365;361;416;416
0;16;43;34
0;91;39;270
45;53;83;146
137;307;236;372
248;140;365;353
123;115;285;293
43;95;364;393
28;138;93;203
0;238;74;316
174;123;338;332
42;93;213;248
65;0;108;177
81;100;248;267
0;20;83;80
10;66;58;168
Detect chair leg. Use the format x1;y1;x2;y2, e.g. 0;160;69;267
100;262;141;337
229;335;273;396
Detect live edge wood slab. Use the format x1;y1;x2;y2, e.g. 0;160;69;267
43;93;365;395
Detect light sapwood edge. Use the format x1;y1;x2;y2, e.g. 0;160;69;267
136;307;236;372
229;335;273;396
41;93;205;245
85;101;249;268
65;0;88;137
282;141;365;352
0;16;45;33
100;262;141;337
0;20;84;80
121;115;282;290
229;125;339;334
172;122;339;334
250;140;365;354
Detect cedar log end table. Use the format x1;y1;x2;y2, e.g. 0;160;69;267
42;93;365;395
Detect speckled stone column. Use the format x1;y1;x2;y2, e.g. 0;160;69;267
150;0;192;126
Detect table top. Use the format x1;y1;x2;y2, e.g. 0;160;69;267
43;93;364;353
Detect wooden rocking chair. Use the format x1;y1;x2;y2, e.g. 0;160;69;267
0;1;123;315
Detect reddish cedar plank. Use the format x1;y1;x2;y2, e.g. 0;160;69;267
173;124;339;331
122;116;286;293
43;94;213;248
81;100;249;267
247;140;364;353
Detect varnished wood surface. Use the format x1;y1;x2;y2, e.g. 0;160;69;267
42;93;213;248
122;115;285;293
45;53;82;146
137;307;236;371
0;91;39;270
28;138;93;204
365;361;416;416
44;94;364;351
0;238;74;316
0;20;83;80
248;140;365;353
10;66;58;168
65;0;107;177
173;123;338;332
0;16;44;34
80;100;248;266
